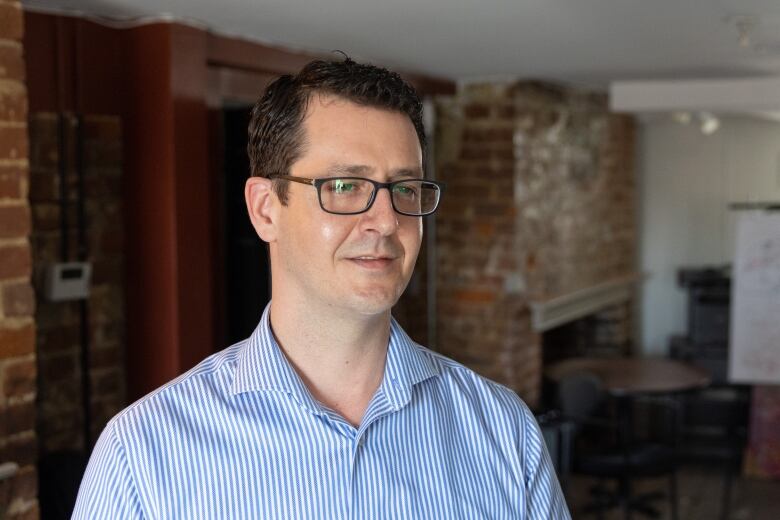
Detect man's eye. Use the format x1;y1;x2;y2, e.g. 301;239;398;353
331;181;356;194
394;184;417;197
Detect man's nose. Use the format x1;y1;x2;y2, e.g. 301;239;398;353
360;188;399;235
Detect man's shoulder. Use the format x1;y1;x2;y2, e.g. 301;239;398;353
108;340;247;431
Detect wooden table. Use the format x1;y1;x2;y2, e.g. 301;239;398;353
546;357;711;518
545;357;711;396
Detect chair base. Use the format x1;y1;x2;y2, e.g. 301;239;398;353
580;475;677;520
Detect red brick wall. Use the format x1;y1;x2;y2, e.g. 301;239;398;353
29;113;125;455
434;82;636;407
0;1;37;517
393;233;430;345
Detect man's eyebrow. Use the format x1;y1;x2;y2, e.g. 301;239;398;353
322;164;423;180
389;167;424;180
323;164;373;177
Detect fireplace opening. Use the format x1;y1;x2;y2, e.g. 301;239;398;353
540;302;633;408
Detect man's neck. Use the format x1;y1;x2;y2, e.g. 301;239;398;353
268;298;391;427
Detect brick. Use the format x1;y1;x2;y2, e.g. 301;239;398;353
93;369;120;395
89;346;119;369
28;140;58;171
0;79;26;122
39;414;82;453
84;173;122;198
2;280;34;317
36;324;80;355
0;43;23;80
39;352;76;382
459;146;490;161
1;401;35;436
0;2;23;41
84;141;122;168
463;103;490;119
89;287;123;324
2;356;35;397
0;204;29;237
0;322;33;359
0;433;35;466
497;105;516;119
0;244;30;278
11;502;40;520
453;289;495;303
30;203;58;232
37;379;79;411
27;172;57;202
90;319;124;345
0;125;27;160
9;466;37;503
0;164;23;198
91;258;124;285
35;300;79;330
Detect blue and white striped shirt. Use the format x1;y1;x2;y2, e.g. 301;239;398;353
74;304;570;519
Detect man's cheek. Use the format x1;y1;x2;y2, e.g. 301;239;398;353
319;219;349;243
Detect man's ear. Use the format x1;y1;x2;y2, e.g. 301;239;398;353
245;176;280;243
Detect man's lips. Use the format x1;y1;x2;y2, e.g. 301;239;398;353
347;255;398;269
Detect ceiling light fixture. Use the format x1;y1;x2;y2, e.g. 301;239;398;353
672;111;692;125
724;14;766;51
669;111;720;135
699;112;721;135
736;19;754;48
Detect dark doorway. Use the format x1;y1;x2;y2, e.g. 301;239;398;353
222;107;271;344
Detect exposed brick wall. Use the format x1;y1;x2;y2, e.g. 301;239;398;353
0;1;37;517
393;234;430;346
434;82;636;407
29;113;125;455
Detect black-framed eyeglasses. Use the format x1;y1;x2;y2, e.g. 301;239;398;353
270;175;446;216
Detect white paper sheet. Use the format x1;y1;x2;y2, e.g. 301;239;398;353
729;211;780;384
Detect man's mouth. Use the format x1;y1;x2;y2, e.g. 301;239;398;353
348;255;397;269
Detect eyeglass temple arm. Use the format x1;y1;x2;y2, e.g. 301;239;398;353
269;175;315;186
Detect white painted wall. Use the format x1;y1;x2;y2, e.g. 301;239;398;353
638;115;780;355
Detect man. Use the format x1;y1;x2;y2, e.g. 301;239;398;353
74;57;570;518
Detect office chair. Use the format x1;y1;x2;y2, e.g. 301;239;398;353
557;371;679;520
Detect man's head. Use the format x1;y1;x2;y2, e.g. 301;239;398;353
245;56;431;318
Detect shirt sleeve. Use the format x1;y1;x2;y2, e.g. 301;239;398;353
72;421;144;519
521;406;572;520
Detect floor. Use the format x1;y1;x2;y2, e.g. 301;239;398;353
566;465;780;519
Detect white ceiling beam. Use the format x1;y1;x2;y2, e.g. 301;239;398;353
609;77;780;113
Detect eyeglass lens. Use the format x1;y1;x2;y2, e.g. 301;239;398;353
320;178;440;215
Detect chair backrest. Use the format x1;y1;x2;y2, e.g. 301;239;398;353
557;371;605;421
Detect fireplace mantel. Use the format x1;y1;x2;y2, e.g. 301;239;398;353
529;274;642;332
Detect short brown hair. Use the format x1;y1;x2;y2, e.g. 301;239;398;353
247;56;426;203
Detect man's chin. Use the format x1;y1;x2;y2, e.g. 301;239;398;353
342;287;403;316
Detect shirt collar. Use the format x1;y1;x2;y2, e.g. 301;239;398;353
381;317;440;409
230;303;440;412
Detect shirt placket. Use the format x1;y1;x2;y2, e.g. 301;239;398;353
348;388;400;520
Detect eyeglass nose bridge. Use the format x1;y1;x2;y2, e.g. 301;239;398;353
361;181;397;215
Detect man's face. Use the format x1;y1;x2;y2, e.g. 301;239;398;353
273;94;423;317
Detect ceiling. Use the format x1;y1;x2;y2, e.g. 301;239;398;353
22;0;780;88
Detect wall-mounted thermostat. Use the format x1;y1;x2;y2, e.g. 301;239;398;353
45;262;92;302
